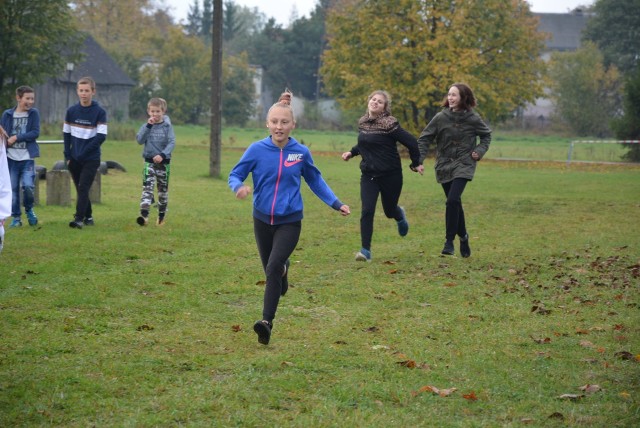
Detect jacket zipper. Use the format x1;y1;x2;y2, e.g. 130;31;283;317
270;149;284;225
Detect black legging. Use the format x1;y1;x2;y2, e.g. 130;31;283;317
441;178;469;241
360;171;404;251
253;218;301;322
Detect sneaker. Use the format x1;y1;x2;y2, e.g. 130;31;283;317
441;240;454;255
281;259;290;296
69;219;83;229
26;209;38;226
9;217;22;228
397;206;409;237
253;320;272;345
355;248;372;262
83;217;95;226
156;217;165;226
136;216;148;226
460;234;471;258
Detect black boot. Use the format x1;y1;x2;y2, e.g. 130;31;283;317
460;234;471;258
441;240;454;255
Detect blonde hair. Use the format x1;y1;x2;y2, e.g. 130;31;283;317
366;90;392;115
148;97;167;112
267;89;295;121
77;76;96;90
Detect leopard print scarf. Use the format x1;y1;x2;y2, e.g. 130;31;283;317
358;112;399;135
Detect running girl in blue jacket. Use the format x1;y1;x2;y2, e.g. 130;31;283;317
228;91;351;345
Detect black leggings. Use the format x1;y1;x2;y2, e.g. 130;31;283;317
253;218;301;322
441;178;469;241
360;171;404;250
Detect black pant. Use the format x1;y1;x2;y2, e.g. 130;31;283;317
68;159;100;221
441;178;469;241
253;218;301;322
360;171;404;250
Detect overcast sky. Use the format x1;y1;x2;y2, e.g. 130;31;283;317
160;0;594;26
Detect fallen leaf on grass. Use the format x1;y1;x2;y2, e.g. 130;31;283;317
136;324;154;331
614;351;635;360
413;385;457;397
397;360;416;368
579;340;594;348
334;340;347;345
531;304;551;315
575;329;589;335
531;336;551;344
281;361;294;367
520;418;534;424
255;280;266;286
365;326;379;333
388;269;398;274
558;394;584;401
231;325;241;332
462;391;478;401
444;282;457;287
579;384;602;393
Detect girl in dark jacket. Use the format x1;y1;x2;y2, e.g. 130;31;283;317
417;83;491;257
342;90;421;262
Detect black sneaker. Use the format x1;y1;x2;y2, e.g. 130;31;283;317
69;219;83;229
441;240;454;255
253;320;272;345
83;217;95;226
281;259;290;296
136;216;148;226
460;234;471;258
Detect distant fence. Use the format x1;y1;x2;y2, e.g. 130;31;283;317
566;140;640;165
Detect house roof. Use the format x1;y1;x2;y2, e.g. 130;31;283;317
61;35;135;87
535;11;592;52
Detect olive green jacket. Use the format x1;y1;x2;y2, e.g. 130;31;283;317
417;108;491;183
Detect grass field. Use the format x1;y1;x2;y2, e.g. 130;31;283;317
1;129;639;426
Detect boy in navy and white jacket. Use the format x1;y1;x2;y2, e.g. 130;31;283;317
63;76;107;229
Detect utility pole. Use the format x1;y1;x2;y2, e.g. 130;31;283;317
209;0;223;177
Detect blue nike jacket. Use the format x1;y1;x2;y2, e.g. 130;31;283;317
228;136;344;225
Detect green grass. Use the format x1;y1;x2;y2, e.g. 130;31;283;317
1;130;639;426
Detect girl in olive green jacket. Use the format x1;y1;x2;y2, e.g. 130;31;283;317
417;83;491;258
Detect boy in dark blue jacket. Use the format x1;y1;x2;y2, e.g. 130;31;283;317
63;77;107;229
1;86;40;227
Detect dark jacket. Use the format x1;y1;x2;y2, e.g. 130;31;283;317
417;108;491;183
349;117;420;178
0;107;41;158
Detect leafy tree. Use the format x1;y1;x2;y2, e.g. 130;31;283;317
611;67;640;160
186;0;202;36
321;0;546;134
285;1;330;100
583;0;640;75
201;0;213;44
0;0;82;105
223;0;245;42
548;42;622;137
222;53;256;126
247;19;289;95
156;28;211;124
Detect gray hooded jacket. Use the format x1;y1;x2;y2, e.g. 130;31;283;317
136;115;176;161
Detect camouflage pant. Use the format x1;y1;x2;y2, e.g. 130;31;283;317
140;162;170;213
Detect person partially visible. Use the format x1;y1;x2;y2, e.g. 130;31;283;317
135;97;175;226
63;77;108;229
341;90;421;262
0;126;12;253
0;85;40;227
229;90;350;345
417;83;491;258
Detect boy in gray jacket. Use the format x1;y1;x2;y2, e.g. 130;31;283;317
135;98;175;226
